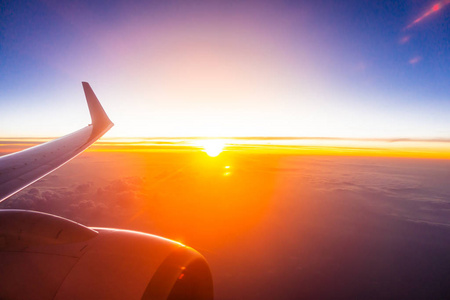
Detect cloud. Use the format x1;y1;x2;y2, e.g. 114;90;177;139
2;152;450;299
0;176;148;227
406;0;450;29
409;56;422;65
399;35;411;44
75;183;92;193
293;157;450;227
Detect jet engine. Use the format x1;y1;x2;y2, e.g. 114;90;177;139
0;210;213;299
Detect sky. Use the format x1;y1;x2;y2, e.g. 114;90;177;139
0;0;449;138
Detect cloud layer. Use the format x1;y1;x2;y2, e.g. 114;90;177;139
2;151;450;299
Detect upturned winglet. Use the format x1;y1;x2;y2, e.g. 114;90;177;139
0;82;114;202
82;82;114;136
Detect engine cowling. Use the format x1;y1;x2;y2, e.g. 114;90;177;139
0;210;213;299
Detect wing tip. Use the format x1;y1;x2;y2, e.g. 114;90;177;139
82;82;114;135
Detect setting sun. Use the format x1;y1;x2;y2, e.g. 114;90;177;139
199;140;226;157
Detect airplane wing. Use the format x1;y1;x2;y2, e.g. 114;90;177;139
0;83;213;299
0;82;113;202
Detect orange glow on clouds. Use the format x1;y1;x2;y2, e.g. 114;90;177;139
2;138;450;160
45;139;446;161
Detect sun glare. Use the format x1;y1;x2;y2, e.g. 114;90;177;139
200;140;226;157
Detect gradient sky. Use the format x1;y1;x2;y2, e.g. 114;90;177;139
0;0;449;138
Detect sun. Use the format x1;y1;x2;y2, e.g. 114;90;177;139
200;140;226;157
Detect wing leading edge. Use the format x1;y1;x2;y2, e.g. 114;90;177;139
0;82;113;202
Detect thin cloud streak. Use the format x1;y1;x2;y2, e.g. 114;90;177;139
406;0;450;29
409;56;422;65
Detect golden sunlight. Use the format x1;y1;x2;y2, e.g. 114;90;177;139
200;140;226;157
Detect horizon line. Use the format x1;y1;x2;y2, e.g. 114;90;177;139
1;136;450;143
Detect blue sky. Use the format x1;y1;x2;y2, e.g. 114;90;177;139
0;0;449;138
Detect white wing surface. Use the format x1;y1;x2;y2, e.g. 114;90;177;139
0;82;113;202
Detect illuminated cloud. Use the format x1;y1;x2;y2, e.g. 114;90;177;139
0;176;147;226
406;0;450;29
399;35;411;44
409;56;422;65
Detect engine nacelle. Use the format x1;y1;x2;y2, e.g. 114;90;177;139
0;210;213;299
